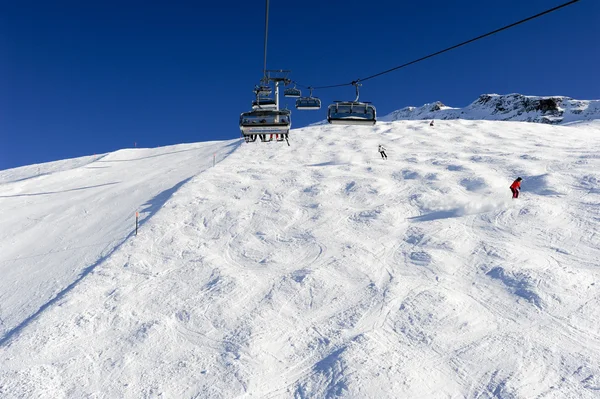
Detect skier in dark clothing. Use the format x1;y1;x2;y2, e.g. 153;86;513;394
510;177;522;199
378;145;387;160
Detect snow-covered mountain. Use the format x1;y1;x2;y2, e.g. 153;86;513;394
1;120;600;398
382;93;600;124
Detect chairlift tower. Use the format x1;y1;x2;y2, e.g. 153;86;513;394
264;69;291;112
239;0;292;145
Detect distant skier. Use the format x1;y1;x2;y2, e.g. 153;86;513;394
430;120;434;127
510;177;522;199
378;144;387;160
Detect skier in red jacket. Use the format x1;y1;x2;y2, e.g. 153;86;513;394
510;177;522;199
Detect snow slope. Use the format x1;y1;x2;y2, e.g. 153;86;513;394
382;93;600;125
0;141;240;345
1;120;600;398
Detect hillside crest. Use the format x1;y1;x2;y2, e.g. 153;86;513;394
382;93;600;124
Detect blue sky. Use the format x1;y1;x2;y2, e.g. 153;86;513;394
1;0;598;170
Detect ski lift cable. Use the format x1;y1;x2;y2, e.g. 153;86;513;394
359;0;581;83
291;0;581;90
262;0;270;79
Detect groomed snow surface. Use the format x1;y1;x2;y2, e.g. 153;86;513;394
1;120;599;398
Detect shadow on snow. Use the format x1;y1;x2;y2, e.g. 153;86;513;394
0;176;194;347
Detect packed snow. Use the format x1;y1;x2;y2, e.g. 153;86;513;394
0;142;239;346
1;119;599;398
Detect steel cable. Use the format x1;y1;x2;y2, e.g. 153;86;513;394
292;0;581;91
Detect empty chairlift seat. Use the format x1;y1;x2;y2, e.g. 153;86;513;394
295;97;321;110
252;96;277;110
295;86;321;110
327;101;376;125
255;85;272;97
284;87;302;98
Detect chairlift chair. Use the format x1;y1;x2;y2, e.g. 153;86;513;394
239;109;291;143
252;96;277;110
255;84;272;97
327;101;376;125
295;87;321;110
284;87;301;98
327;82;376;125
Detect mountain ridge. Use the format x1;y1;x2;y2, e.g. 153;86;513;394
382;93;600;124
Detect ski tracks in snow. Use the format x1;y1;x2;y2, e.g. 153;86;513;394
1;121;600;398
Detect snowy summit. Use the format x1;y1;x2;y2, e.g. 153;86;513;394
382;93;600;125
1;111;600;397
